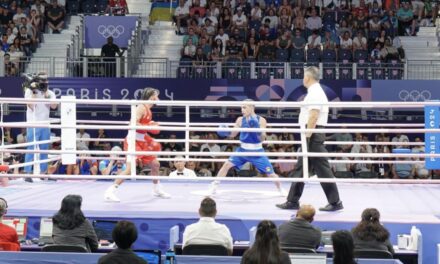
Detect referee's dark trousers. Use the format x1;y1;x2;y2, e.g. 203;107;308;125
287;128;340;204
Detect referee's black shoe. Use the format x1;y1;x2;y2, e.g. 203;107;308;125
319;201;343;212
276;201;299;210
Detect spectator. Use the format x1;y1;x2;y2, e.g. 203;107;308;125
307;30;321;50
3;53;16;76
351;208;394;254
200;133;221;154
232;7;247;30
0;197;20;249
380;38;400;62
278;204;321;249
29;9;42;34
243;36;259;59
101;36;123;77
322;30;336;50
326;129;353;152
5;27;15;44
262;9;278;29
183;27;199;46
250;3;262;24
183;37;196;58
391;132;409;148
12;7;26;24
107;0;129;15
382;10;399;36
353;30;367;51
92;128;108;150
98;221;147;264
353;10;368;33
16;128;26;144
293;11;305;31
203;18;216;37
375;30;387;49
52;194;99;252
332;230;357;264
206;2;219;25
241;220;290;264
276;30;291;50
337;20;352;38
169;157;197;177
292;29;306;50
99;146;126;176
1;34;9;52
340;31;352;50
392;156;414;179
332;147;352;177
46;0;65;34
173;0;189;35
397;1;416;36
392;35;405;59
76;129;90;150
74;150;98;175
306;9;322;33
182;197;233;255
219;7;232;31
258;38;275;61
370;42;382;60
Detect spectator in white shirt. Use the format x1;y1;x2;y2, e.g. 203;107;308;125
307;30;321;50
16;128;27;144
232;7;247;29
391;133;409;148
76;128;91;150
174;0;190;34
305;9;322;31
169;157;197;178
339;31;353;50
182;198;233;255
352;31;367;51
200;133;221;155
250;3;262;22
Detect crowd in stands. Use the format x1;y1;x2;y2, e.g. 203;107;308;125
0;195;400;264
0;0;66;76
1;125;437;182
174;0;434;67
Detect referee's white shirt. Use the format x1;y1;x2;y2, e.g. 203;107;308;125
169;168;197;178
298;82;329;126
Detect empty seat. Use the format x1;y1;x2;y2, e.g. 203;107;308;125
290;48;305;62
182;244;229;256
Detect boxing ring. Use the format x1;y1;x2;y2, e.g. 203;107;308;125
0;98;440;263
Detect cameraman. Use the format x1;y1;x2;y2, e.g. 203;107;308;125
24;73;57;178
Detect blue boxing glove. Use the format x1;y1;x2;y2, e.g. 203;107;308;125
217;124;231;138
248;116;259;128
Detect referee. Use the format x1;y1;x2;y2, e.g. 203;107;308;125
277;66;343;212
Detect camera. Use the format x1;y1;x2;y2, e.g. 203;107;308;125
22;72;49;94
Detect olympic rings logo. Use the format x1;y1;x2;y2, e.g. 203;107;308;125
398;90;432;102
97;25;125;38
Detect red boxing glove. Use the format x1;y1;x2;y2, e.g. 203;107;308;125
148;121;160;135
150;141;162;152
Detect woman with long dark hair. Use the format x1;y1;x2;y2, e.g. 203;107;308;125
241;220;290;264
332;230;357;264
52;195;99;252
351;208;394;254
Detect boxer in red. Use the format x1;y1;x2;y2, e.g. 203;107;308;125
104;88;170;202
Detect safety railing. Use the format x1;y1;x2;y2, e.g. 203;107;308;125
0;56;427;80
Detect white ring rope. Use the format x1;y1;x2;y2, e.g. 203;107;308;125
0;173;438;184
0;148;436;159
160;122;425;128
1;97;438;108
7;156;61;169
0;123;439;134
0;138;60;149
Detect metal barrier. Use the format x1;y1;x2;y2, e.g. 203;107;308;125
0;56;415;79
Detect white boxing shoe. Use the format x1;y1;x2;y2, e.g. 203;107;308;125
278;187;287;197
104;187;120;202
153;186;171;198
207;181;220;196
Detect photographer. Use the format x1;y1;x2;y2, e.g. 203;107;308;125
23;73;57;178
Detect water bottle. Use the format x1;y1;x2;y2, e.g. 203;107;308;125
409;226;418;250
165;249;176;264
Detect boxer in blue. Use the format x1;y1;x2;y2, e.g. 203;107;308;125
209;99;286;196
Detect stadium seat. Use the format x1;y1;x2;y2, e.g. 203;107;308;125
323;63;336;79
371;60;385;80
290;48;305;62
192;66;207;79
355;171;378;178
42;244;88;253
339;63;353;80
338;49;352;62
290;62;304;79
356;61;369;80
354;50;369;63
354;249;393;259
241;59;253;79
282;247;317;254
276;49;289;61
66;0;79;15
256;62;270;79
81;0;96;14
322;49;336;62
182;244;229;256
177;58;192;79
387;60;404;80
272;62;285;79
307;48;321;62
224;58;240;79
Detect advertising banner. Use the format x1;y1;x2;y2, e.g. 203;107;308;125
84;16;137;48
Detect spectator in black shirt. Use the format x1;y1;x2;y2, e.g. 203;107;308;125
47;0;65;34
98;221;147;264
101;36;123;77
226;37;241;59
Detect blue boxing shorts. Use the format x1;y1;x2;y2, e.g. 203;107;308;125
229;147;274;174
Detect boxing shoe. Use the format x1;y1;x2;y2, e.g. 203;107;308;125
153;184;171;198
207;180;220;196
104;185;120;202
